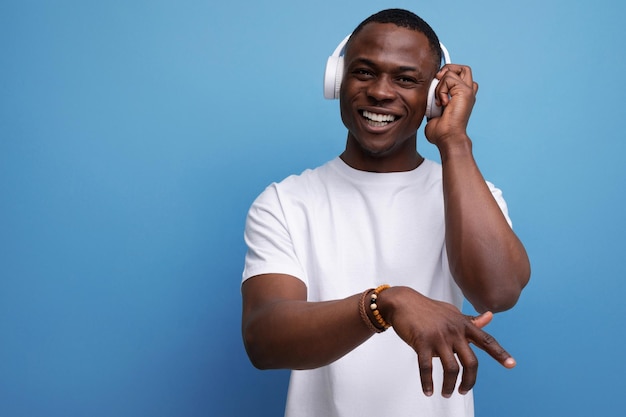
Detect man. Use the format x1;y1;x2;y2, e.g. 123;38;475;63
241;8;530;417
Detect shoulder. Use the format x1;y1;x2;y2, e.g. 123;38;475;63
266;159;341;195
249;159;340;209
281;158;339;186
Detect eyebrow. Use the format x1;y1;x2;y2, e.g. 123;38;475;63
352;58;419;74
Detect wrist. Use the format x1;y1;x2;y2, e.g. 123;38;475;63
376;285;398;326
436;134;473;161
369;285;391;330
359;285;392;333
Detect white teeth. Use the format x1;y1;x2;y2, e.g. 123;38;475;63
362;110;396;123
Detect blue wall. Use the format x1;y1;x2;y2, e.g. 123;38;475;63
1;1;624;415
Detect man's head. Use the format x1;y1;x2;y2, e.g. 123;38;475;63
338;10;442;172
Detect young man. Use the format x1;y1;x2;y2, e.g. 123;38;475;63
241;8;530;417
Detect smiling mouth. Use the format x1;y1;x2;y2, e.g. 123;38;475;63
361;110;397;127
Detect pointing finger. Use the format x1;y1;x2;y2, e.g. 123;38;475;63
468;327;516;369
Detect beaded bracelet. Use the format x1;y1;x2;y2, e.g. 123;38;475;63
358;289;382;333
370;284;391;331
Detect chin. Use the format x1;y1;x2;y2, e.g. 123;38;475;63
359;136;404;155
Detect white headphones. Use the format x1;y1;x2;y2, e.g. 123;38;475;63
323;34;452;118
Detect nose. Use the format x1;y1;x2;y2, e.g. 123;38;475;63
367;75;396;102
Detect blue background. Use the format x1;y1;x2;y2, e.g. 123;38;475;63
1;0;624;416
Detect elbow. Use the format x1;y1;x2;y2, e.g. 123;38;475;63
243;344;267;371
470;264;531;314
242;320;285;370
471;287;522;313
246;353;273;371
242;325;274;370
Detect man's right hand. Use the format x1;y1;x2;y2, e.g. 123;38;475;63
377;286;516;397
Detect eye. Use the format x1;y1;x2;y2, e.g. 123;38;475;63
396;76;419;87
352;68;374;80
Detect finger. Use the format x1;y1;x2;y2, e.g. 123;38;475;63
438;64;474;86
468;327;516;369
437;88;449;108
438;350;460;398
457;65;473;85
455;343;479;395
417;352;434;397
469;311;493;329
436;73;475;107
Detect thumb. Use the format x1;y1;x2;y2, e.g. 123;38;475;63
469;311;494;329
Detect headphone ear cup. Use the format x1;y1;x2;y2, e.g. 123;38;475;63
425;78;442;119
323;56;344;99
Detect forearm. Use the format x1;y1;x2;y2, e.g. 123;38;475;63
439;137;530;312
242;292;373;370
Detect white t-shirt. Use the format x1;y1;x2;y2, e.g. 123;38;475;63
243;157;511;417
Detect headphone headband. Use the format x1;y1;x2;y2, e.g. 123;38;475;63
331;34;351;58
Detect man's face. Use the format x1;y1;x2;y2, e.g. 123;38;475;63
339;23;438;170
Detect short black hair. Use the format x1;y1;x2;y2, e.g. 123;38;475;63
348;8;442;67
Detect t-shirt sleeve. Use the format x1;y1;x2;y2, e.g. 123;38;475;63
242;184;307;285
486;180;513;228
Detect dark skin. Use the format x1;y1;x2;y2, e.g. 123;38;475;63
242;22;530;398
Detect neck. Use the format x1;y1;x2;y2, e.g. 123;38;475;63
340;136;424;173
